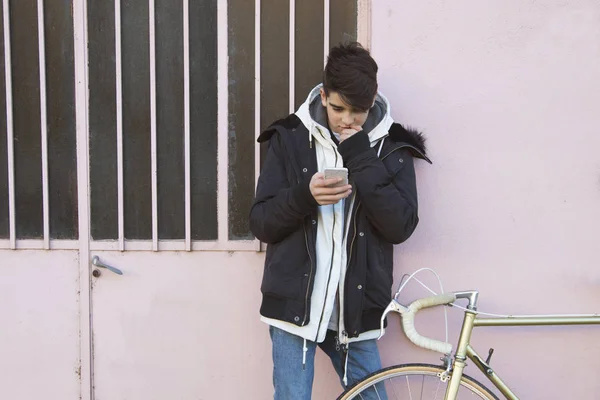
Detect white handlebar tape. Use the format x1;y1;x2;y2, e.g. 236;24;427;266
401;293;456;354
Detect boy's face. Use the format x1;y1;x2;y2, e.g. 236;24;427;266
320;88;373;135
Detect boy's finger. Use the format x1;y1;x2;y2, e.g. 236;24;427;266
313;177;343;188
316;189;352;201
318;189;352;204
314;185;351;195
310;172;325;183
321;177;344;186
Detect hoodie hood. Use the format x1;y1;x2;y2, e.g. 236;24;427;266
295;84;394;147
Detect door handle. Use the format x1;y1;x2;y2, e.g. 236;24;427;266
92;256;124;275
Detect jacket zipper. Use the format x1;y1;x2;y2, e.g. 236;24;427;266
314;128;339;341
336;291;341;346
297;140;315;327
302;225;314;325
314;211;336;340
347;202;361;267
339;200;361;344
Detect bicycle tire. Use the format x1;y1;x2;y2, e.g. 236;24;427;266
337;363;499;400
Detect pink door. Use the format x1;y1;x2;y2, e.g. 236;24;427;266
0;0;363;399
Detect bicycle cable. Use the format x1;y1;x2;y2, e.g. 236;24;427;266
395;268;450;344
396;269;600;320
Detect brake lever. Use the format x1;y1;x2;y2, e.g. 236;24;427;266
378;299;409;340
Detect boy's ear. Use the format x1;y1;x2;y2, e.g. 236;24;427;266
320;88;327;107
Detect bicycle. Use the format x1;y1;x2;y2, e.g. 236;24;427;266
337;274;600;399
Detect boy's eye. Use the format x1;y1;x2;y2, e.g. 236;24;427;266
332;107;343;112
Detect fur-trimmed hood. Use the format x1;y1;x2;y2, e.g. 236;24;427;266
387;122;431;164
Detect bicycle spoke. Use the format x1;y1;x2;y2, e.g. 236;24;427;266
389;377;400;400
420;375;425;399
406;375;413;400
373;384;381;400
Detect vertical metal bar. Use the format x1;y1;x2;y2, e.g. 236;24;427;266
149;0;158;251
37;0;50;249
254;0;261;251
2;0;15;249
73;0;92;397
357;0;371;49
323;0;329;67
288;0;295;114
445;311;477;399
115;0;125;251
217;0;227;243
183;0;191;251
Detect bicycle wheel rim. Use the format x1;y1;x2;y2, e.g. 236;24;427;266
337;363;498;400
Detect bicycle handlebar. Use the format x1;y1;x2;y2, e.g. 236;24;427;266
401;293;456;355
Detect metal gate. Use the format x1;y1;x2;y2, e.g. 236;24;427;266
0;0;368;398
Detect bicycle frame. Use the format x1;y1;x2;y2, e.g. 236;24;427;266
445;293;600;400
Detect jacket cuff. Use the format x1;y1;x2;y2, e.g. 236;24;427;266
338;131;371;163
292;178;319;214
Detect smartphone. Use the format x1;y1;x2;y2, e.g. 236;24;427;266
323;167;348;188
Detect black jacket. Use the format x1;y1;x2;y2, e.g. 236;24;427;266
250;114;430;339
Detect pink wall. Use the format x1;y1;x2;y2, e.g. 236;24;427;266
244;2;600;398
365;1;600;398
5;2;595;399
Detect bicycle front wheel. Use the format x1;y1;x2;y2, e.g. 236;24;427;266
337;363;498;400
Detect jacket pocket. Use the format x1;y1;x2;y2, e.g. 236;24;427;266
260;227;309;300
363;228;393;310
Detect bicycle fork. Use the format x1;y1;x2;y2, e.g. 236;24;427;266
444;310;477;399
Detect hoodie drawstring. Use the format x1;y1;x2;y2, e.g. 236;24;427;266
342;343;350;386
302;339;308;370
377;137;385;157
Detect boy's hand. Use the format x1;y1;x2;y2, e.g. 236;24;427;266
309;173;352;205
339;124;363;143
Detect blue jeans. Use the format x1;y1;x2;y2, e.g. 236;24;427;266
270;326;387;400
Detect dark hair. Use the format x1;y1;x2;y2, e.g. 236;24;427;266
323;42;378;112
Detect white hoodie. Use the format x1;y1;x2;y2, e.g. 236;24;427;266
261;84;395;347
